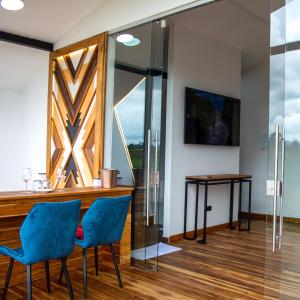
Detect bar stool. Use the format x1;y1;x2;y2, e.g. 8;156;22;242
0;200;81;300
59;195;131;299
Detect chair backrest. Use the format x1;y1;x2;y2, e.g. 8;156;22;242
81;195;131;247
20;200;81;264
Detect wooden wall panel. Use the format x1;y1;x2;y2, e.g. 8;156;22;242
47;33;107;188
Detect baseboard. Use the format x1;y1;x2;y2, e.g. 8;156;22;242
241;211;266;221
168;221;239;243
241;211;300;224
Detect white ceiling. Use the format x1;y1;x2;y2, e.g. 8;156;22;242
168;0;270;71
0;0;105;92
0;41;48;91
0;0;270;92
0;0;104;42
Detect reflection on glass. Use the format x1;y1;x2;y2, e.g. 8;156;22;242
270;3;286;47
114;78;146;170
286;0;300;44
283;49;300;221
285;49;300;143
269;53;285;135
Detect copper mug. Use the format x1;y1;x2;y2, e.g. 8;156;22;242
99;169;119;189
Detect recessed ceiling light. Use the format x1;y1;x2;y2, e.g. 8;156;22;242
1;0;24;11
123;38;141;47
116;34;134;43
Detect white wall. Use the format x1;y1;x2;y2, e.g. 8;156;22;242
240;62;269;214
22;57;49;182
55;0;215;49
0;91;28;191
164;24;242;237
0;56;49;191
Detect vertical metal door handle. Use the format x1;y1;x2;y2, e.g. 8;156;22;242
153;131;159;225
272;125;279;252
146;129;151;227
279;126;285;249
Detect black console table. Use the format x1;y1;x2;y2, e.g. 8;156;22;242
183;174;252;244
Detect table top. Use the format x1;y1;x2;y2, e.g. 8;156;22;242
0;186;134;201
185;174;252;182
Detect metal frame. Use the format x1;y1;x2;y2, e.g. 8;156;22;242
184;177;252;243
0;31;53;51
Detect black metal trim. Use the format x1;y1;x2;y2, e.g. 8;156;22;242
0;31;53;51
115;61;168;78
271;40;300;56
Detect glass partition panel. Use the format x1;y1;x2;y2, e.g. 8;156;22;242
108;20;167;270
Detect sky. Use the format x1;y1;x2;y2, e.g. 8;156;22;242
270;0;300;143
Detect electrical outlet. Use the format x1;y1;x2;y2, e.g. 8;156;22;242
266;180;282;196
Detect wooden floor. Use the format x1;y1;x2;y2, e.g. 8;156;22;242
3;220;300;299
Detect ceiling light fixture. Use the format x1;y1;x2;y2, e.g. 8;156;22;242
123;38;141;47
1;0;24;11
116;33;134;43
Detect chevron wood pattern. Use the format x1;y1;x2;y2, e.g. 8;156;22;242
47;33;107;188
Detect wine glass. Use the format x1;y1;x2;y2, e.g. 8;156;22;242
56;168;66;190
22;168;32;193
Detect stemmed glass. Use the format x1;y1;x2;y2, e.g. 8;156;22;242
22;168;32;193
56;168;66;191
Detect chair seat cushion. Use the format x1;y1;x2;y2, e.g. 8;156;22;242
76;224;84;240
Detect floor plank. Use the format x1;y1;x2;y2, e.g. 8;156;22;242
2;221;300;299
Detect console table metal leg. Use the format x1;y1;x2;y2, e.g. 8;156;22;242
248;180;252;231
193;183;199;239
229;180;236;230
238;180;242;231
183;181;188;239
198;182;208;244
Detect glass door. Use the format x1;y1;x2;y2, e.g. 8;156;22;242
108;20;167;270
267;3;300;295
268;0;300;253
267;0;286;253
266;2;300;296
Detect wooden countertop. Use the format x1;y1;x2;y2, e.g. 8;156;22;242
186;174;252;181
0;186;133;202
0;186;134;219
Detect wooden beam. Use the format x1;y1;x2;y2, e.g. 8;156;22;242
0;31;53;51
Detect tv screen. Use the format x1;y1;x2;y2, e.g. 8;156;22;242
184;87;240;146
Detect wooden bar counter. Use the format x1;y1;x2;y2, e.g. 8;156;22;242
0;186;133;287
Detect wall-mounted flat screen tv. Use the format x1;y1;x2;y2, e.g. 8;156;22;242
184;87;240;146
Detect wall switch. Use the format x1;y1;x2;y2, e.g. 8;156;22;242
266;180;282;196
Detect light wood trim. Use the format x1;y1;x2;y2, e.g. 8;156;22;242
241;211;300;224
51;33;106;59
46;52;54;176
168;221;239;242
0;186;133;202
186;174;252;181
94;32;108;176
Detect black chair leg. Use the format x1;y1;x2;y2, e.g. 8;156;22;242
83;248;88;299
109;244;123;288
58;264;64;285
45;261;51;293
94;246;99;276
2;258;14;300
61;257;74;300
26;265;32;300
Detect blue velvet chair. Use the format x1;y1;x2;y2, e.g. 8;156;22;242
59;195;131;299
0;200;81;300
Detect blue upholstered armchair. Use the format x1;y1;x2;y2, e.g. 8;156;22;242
59;195;131;299
0;200;81;300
